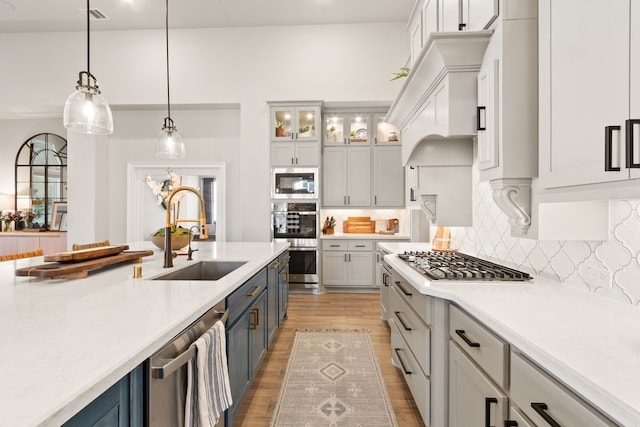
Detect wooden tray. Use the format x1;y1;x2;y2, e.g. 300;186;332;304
16;250;154;279
44;245;129;263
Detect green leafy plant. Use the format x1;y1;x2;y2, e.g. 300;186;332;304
152;226;192;237
275;121;285;129
390;67;410;81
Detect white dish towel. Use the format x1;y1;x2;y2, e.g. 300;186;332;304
185;321;233;427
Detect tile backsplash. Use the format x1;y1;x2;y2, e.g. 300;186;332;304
447;169;640;306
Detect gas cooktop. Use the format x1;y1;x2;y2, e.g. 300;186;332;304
398;251;532;281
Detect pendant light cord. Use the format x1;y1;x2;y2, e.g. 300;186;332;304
86;0;90;77
165;0;171;120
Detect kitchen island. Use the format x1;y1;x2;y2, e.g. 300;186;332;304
0;241;289;427
380;242;640;426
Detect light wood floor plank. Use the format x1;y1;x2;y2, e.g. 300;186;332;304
233;293;424;426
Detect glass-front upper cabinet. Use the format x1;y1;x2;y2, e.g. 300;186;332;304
270;104;321;142
15;133;67;230
375;113;401;145
323;113;371;145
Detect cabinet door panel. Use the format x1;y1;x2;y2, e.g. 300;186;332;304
295;143;319;166
347;251;373;287
450;342;507;427
477;58;499;172
464;0;499;30
541;0;629;187
322;251;348;286
631;1;640;179
373;146;404;207
271;142;295;166
346;146;371;206
322;147;347;206
250;292;268;377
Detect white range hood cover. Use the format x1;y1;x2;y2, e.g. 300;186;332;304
385;30;492;165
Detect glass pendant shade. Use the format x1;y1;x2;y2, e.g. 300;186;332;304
63;80;113;135
156;118;185;159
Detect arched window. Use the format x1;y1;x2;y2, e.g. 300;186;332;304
15;133;67;230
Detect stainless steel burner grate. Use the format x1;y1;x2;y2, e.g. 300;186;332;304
398;251;532;281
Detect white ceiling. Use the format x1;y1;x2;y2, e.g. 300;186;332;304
0;0;415;33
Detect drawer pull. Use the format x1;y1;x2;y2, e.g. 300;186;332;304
250;308;259;329
393;348;412;375
485;397;497;427
269;260;279;269
605;125;621;171
455;329;480;348
330;244;340;247
531;403;562;427
355;244;365;248
394;311;412;331
394;281;413;296
246;285;261;297
504;421;518;427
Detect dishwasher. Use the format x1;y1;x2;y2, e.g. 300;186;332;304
147;301;228;427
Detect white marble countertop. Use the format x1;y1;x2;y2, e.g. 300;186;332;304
378;242;640;426
0;241;289;427
320;232;410;240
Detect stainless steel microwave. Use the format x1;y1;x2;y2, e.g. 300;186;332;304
272;167;318;199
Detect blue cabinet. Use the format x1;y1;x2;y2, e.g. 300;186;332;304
63;365;144;427
266;258;280;347
225;267;269;426
278;251;289;323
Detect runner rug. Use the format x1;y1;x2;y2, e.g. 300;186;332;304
270;329;398;426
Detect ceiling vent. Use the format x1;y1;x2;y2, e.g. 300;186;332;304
82;8;109;20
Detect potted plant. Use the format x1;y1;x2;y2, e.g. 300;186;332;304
275;121;286;137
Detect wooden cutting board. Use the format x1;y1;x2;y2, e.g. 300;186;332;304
44;245;129;263
16;250;154;279
343;216;375;234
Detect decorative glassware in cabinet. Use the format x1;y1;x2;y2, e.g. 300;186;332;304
273;108;293;139
376;116;400;144
296;109;317;140
325;115;344;144
349;114;369;144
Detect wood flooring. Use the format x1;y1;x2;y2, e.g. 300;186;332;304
233;293;424;426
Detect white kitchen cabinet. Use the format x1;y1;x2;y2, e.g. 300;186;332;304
269;103;321;142
510;352;618;426
440;0;498;32
322;146;371;207
323;112;371;146
539;0;640;189
270;141;319;166
374;113;400;145
449;343;508;427
372;146;404;207
321;240;374;289
0;232;67;256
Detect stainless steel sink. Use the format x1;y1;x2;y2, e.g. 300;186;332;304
152;260;247;281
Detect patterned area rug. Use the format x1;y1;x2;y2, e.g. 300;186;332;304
270;329;398;427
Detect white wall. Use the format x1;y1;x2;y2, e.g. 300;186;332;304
0;23;409;243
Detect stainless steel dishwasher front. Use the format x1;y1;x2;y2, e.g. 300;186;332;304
147;301;227;427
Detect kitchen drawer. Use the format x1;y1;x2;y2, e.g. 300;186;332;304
391;319;430;425
511;352;618;427
390;284;430;376
227;268;267;326
391;274;431;326
449;305;508;388
322;240;348;251
347;240;373;251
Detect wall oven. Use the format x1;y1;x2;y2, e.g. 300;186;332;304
272;167;318;199
272;201;319;290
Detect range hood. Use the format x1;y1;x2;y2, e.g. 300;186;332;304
386;30;492;166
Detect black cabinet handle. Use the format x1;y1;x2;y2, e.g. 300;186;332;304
477;106;486;131
626;119;640;168
455;329;480;348
382;273;389;287
504;421;518;427
605;125;621;171
485;397;497;427
394;281;413;297
394;311;412;331
531;403;562;427
393;348;412;375
410;187;416;202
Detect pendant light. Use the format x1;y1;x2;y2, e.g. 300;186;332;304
156;0;185;159
63;0;113;135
